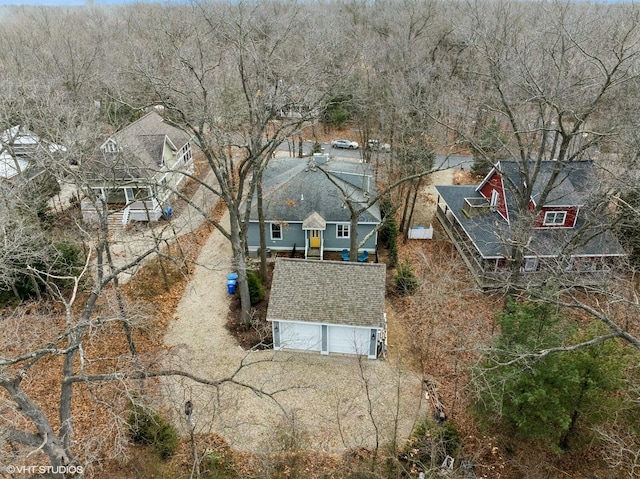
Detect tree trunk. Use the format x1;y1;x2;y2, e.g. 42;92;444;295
399;179;414;233
257;169;268;279
560;375;591;451
229;210;252;326
350;213;359;262
3;379;70;474
403;176;422;243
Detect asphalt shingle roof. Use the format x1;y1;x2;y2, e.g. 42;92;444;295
251;157;381;224
87;111;191;181
435;160;625;259
267;258;386;328
498;160;585;207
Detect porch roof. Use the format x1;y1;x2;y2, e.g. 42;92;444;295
302;211;326;230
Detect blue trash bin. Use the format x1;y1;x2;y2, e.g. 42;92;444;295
226;272;238;294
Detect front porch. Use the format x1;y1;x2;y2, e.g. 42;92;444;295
81;197;162;226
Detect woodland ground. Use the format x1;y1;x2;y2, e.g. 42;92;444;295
120;148;614;478
6;136;619;479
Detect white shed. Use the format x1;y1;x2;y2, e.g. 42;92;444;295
267;259;387;359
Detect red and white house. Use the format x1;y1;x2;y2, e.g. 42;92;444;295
435;160;625;287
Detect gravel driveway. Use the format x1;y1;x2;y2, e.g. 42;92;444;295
162;210;426;453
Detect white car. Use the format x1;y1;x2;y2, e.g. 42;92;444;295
367;139;391;152
331;139;359;150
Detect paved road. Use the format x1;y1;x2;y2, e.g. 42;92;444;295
277;140;473;169
435;154;473;170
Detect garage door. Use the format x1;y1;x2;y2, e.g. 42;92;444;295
328;325;370;355
279;322;322;352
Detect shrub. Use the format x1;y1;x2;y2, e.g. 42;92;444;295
202;450;236;478
52;241;83;277
394;259;419;295
247;269;265;305
128;403;179;459
402;417;461;471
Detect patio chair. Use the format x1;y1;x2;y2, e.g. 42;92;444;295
341;249;350;261
357;251;369;262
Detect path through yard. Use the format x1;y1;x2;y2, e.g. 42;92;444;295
163;210;426;453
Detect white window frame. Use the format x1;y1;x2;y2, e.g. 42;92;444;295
337;223;350;238
103;140;118;153
181;145;192;164
490;189;499;208
270;223;283;240
543;211;567;226
523;257;539;272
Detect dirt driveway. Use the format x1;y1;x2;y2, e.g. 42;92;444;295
162;210;427;453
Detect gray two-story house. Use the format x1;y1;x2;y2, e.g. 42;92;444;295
247;155;381;260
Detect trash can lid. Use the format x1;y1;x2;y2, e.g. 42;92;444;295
227;272;238;280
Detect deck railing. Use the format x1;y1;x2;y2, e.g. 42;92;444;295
435;205;615;288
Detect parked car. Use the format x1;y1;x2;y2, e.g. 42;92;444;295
366;139;391;152
331;139;359;150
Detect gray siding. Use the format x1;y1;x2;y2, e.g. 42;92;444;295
247;222;305;251
248;221;378;252
324;223;378;251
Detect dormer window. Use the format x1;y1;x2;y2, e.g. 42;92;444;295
102;140;118;153
490;190;499;209
543;211;566;226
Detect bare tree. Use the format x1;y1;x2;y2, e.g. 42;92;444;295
123;2;343;325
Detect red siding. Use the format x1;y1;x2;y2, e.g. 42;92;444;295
533;206;578;228
479;171;508;221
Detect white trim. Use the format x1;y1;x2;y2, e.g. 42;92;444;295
490;189;499;208
543;210;567;226
100;138;118;153
523;257;539;272
270;222;283;240
336;223;350;238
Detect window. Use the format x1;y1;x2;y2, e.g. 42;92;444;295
271;223;282;240
543;211;567;226
102;140;118;153
337;224;350;238
523;257;539;272
181;145;192;164
490;190;499;208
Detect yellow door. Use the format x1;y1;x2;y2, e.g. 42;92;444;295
310;230;321;248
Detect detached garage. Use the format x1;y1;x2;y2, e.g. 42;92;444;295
267;258;387;359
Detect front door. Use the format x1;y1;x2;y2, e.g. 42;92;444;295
310;230;321;248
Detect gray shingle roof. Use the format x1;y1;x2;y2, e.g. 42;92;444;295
110;112;190;168
497;160;586;207
87;112;191;180
267;258;386;328
251;157;381;224
435;161;624;258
